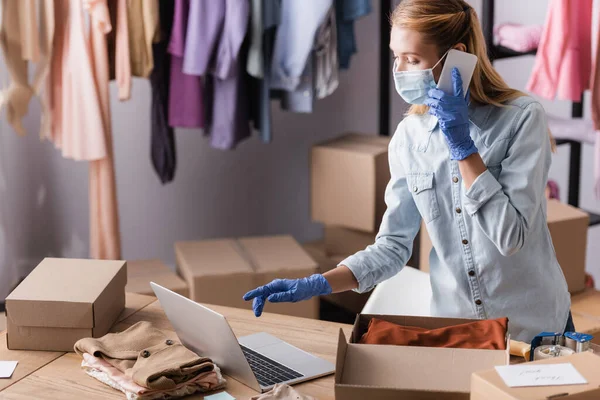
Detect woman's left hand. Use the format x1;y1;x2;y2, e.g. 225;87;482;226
425;67;478;161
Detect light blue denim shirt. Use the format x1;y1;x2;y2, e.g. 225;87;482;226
340;96;571;342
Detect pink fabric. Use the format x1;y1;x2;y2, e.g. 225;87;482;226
526;0;593;102
494;23;542;53
115;0;131;101
591;1;600;199
81;353;221;396
45;0;107;160
86;0;122;260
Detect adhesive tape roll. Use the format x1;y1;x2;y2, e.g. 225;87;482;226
533;345;575;361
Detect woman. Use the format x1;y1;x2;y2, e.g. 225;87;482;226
244;0;572;343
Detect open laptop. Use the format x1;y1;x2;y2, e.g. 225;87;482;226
150;282;335;393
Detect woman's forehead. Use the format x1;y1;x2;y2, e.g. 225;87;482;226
390;26;439;56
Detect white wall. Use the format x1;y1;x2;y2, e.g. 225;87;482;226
0;0;599;300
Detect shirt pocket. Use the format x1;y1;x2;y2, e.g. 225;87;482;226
406;172;440;223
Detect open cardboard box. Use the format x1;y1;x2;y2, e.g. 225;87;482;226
335;314;510;399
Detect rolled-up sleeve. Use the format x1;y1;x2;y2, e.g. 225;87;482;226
462;101;551;256
339;128;422;293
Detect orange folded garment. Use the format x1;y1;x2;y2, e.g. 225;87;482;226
359;317;508;350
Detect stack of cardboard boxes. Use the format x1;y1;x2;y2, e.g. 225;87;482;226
309;133;396;314
127;236;320;319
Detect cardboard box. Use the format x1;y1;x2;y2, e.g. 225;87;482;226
471;352;600;400
125;259;189;298
303;242;372;314
419;200;589;293
335;314;509;400
571;289;600;344
311;133;391;232
547;200;589;294
5;258;127;352
176;235;319;319
324;225;376;257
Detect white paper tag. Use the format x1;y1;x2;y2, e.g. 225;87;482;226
495;363;588;388
0;361;18;379
204;392;236;400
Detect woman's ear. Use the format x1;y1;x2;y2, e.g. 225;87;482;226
453;43;467;52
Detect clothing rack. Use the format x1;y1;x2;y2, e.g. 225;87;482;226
481;0;600;226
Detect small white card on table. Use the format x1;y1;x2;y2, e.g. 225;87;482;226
0;361;18;379
495;363;587;388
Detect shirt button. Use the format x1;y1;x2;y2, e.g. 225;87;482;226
165;339;174;346
462;239;469;245
455;207;462;214
452;176;459;183
468;270;475;277
475;299;482;306
303;90;310;97
413;186;418;192
141;350;150;358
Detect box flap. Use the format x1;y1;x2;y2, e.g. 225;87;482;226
341;343;505;393
316;133;389;156
174;239;253;277
547;200;590;223
472;352;600;400
335;329;349;385
6;258;126;328
239;235;317;273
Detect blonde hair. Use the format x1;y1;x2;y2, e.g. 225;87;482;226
391;0;555;150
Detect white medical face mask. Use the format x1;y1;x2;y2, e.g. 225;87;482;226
393;51;448;105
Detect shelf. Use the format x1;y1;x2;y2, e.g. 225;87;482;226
587;210;600;227
491;44;537;60
555;139;577;146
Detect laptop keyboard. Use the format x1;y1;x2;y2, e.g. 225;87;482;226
240;345;304;387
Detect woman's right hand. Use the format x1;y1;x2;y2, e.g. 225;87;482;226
243;274;333;317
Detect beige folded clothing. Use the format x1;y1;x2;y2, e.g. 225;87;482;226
74;321;215;390
82;352;225;400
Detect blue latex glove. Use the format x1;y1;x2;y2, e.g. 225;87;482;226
243;274;332;317
424;67;477;161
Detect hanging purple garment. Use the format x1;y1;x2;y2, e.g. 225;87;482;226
210;0;251;150
182;1;225;76
181;0;250;150
167;0;205;128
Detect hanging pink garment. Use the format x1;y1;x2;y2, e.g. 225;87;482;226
86;0;122;260
46;0;121;259
114;0;131;101
526;0;593;102
591;0;600;199
46;0;107;160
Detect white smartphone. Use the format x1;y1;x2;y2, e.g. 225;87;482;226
437;49;478;97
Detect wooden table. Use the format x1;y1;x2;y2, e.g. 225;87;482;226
0;293;352;399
